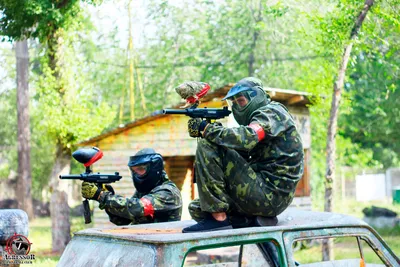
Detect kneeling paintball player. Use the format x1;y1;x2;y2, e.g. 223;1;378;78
181;77;304;233
81;148;182;225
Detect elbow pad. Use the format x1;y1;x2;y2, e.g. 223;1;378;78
248;123;265;142
140;197;155;218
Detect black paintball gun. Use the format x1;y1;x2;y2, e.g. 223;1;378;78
162;81;231;122
162;106;231;123
59;147;122;224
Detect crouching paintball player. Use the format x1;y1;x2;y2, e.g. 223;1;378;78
81;148;182;225
180;77;304;233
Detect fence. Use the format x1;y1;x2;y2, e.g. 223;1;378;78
333;167;400;202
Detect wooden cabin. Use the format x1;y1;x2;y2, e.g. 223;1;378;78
78;84;311;227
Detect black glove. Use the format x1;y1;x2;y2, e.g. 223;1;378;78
81;182;102;200
104;184;115;195
188;118;208;138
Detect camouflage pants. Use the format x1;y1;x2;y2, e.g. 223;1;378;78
190;139;293;221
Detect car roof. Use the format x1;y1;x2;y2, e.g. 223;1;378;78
75;208;371;245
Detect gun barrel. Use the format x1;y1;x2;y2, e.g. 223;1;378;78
162;109;188;115
163;107;231;120
59;174;83;179
59;173;122;184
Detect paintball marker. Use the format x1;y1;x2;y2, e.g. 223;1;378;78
162;106;231;123
162;81;231;122
59;147;122;224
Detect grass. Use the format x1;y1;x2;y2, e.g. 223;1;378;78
22;216;92;267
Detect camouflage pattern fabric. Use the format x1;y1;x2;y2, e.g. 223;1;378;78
175;81;205;100
98;173;182;225
191;100;304;218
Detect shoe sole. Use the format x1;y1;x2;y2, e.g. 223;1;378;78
182;225;233;233
255;216;278;227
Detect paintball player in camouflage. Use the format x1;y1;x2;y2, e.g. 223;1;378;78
182;77;304;233
81;148;182;225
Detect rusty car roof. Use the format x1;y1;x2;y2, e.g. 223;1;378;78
75;208;371;244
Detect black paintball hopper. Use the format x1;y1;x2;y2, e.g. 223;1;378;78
72;147;103;167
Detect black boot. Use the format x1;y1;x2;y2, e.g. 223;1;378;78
182;215;232;233
255;216;278;227
230;215;255;229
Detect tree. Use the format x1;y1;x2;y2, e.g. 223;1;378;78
15;39;34;219
0;0;115;253
341;0;400;169
323;0;374;260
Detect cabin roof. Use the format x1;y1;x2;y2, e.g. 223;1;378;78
75;208;368;245
78;85;311;145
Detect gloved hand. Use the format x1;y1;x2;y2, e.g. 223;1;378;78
188;118;208;138
104;184;115;195
81;182;102;200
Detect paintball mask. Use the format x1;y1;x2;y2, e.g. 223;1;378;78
222;77;270;125
128;148;165;193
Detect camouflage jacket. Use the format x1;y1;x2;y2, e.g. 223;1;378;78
203;101;304;194
98;175;182;226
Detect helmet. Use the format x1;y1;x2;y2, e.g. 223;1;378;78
223;77;270;125
128;148;165;193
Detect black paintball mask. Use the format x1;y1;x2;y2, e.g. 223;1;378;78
222;77;270;125
128;148;165;193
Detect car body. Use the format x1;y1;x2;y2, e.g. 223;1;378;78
57;208;400;267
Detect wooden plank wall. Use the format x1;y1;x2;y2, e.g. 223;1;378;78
164;156;195;220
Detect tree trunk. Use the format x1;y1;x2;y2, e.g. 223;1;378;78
47;28;72;253
15;39;34;220
50;190;71;253
323;0;374;261
247;1;262;77
50;143;71;253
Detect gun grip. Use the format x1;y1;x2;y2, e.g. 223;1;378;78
102;184;115;195
83;199;91;224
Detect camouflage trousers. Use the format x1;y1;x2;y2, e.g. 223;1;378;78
189;139;293;221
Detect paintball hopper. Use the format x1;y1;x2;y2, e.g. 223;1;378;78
175;81;210;108
72;147;103;167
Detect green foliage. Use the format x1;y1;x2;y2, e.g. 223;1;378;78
0;1;116;197
340;0;400;169
35;63;116;148
142;0;331;113
0;50;17;180
0;0;102;41
1;0;399;203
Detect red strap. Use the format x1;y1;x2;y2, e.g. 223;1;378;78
186;83;211;104
140;197;154;218
84;150;104;167
249;123;265;141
